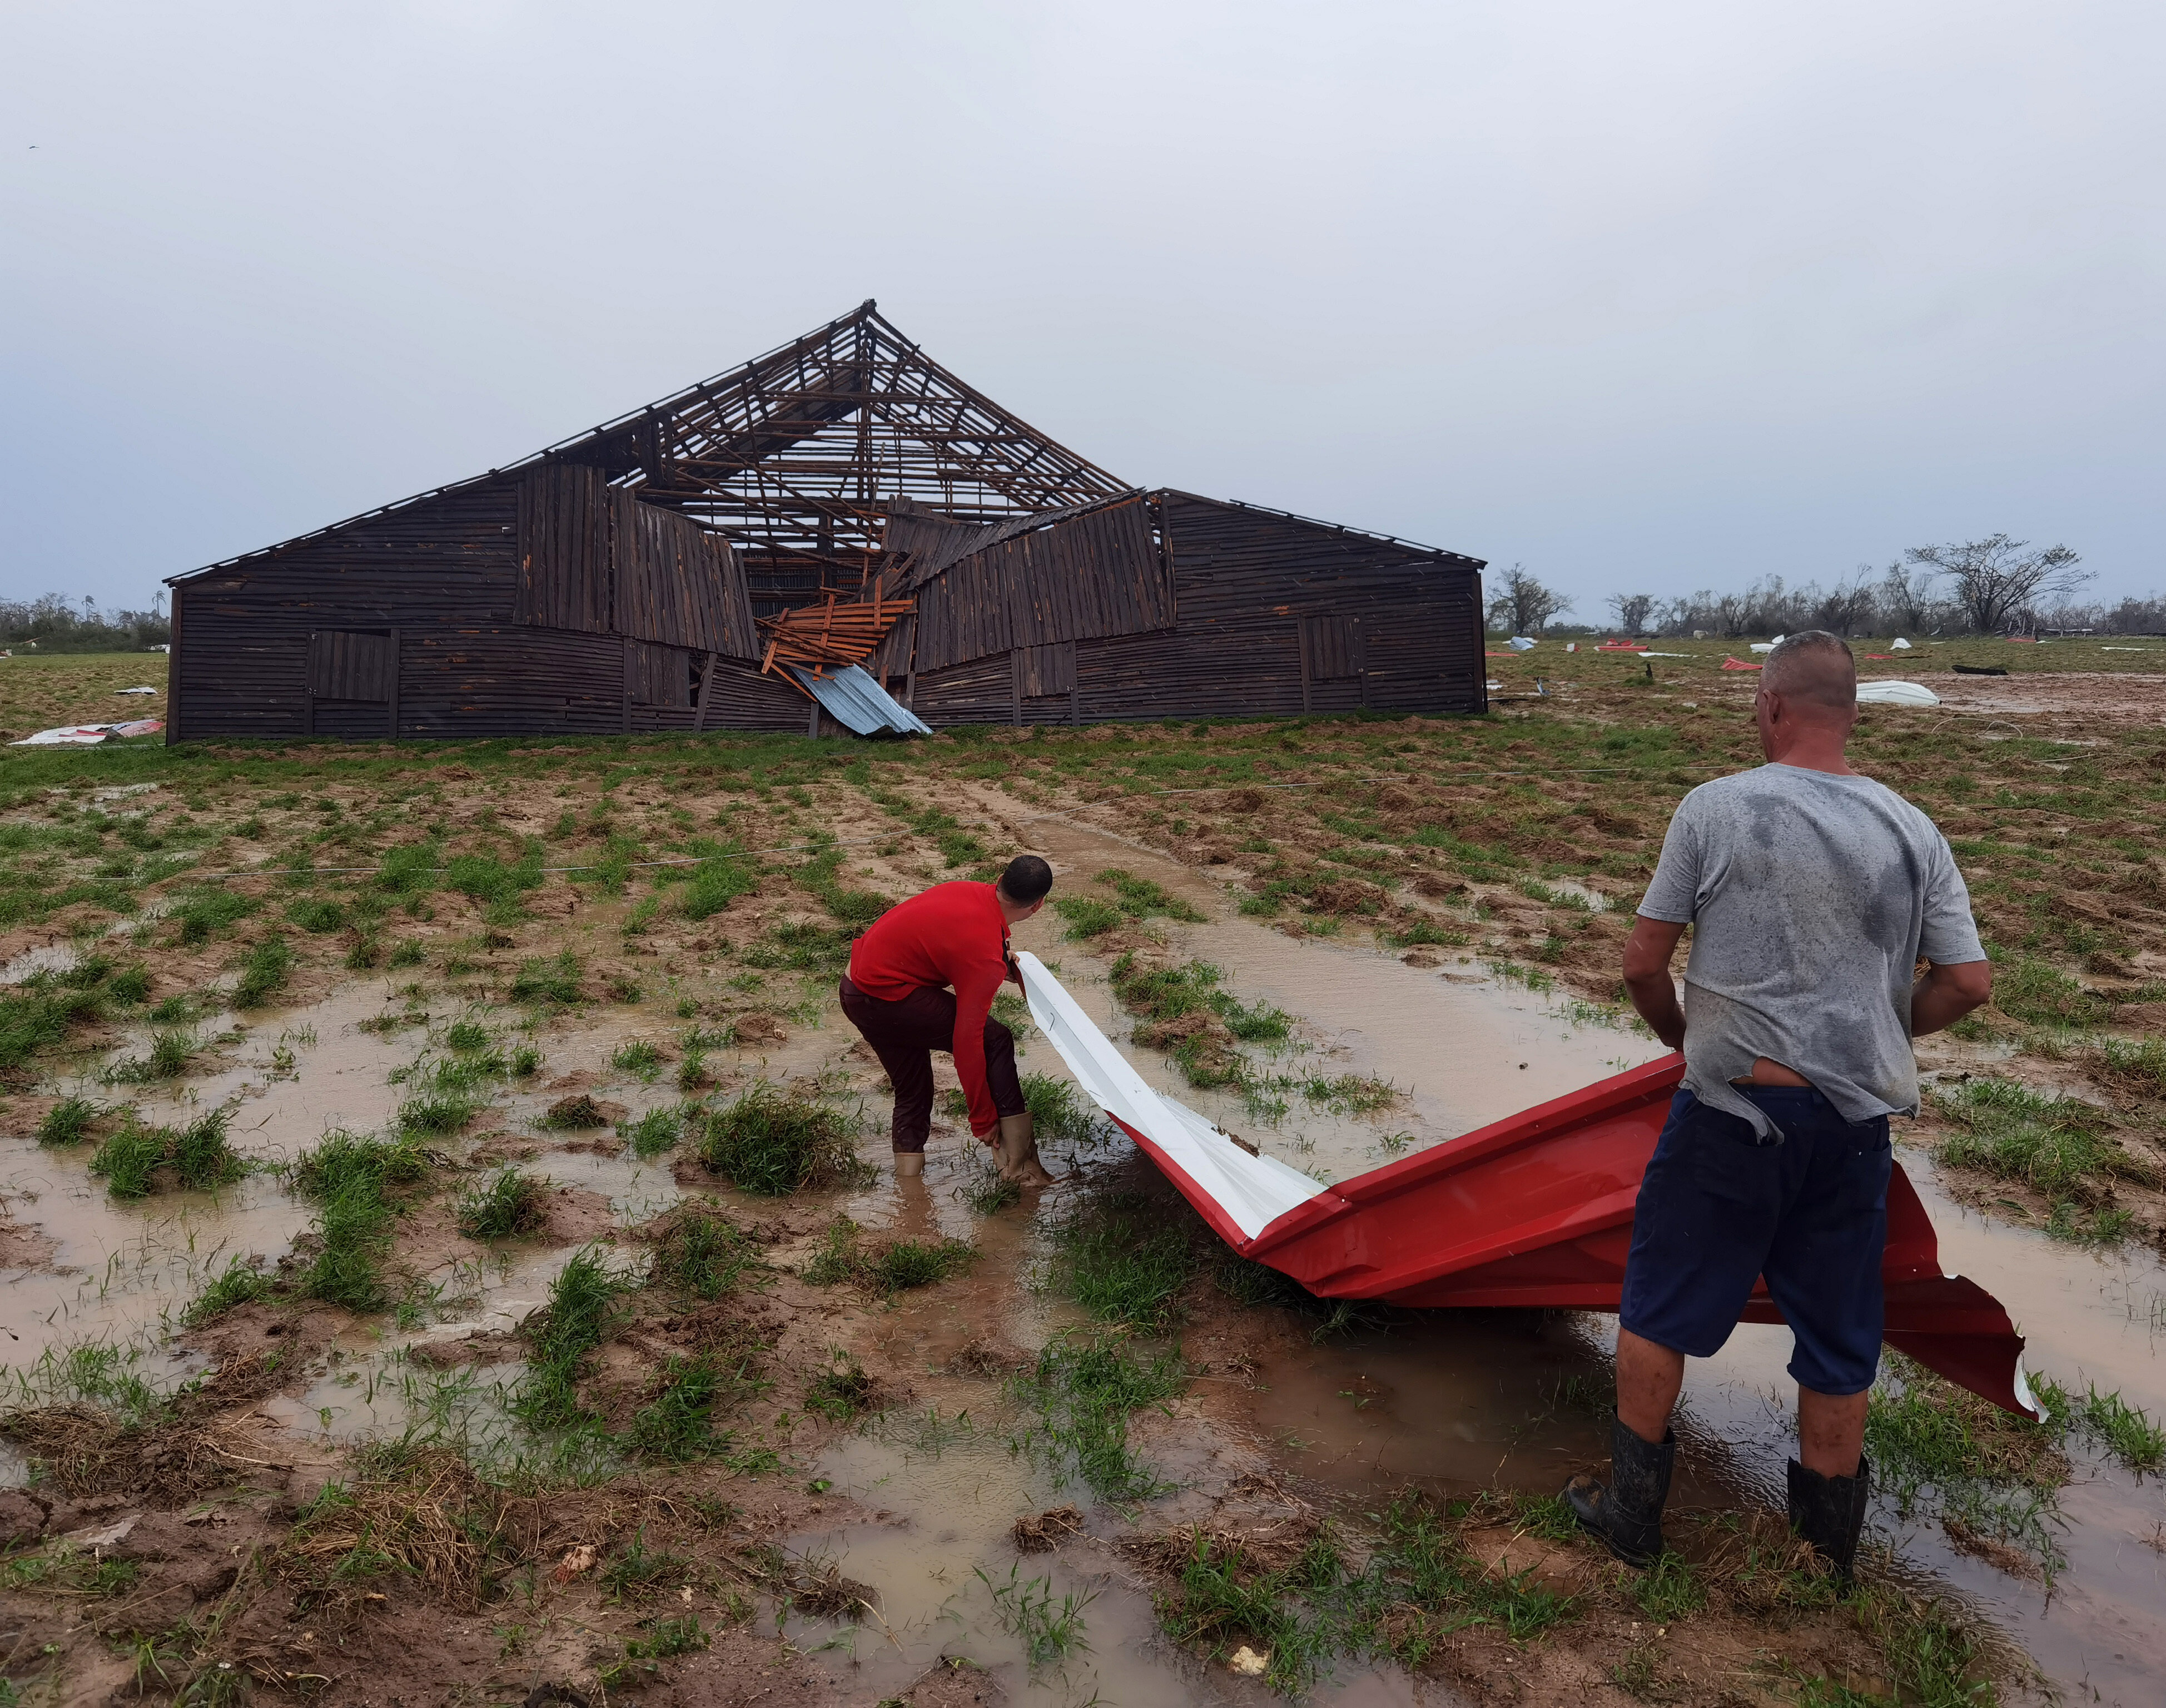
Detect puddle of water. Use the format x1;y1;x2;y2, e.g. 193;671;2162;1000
1;943;83;985
0;1134;309;1379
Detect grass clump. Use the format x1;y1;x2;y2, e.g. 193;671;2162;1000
181;1255;274;1327
1866;1353;2069;1574
680;855;758;922
622;1105;683;1158
804;1354;879;1422
1109;952;1289;1090
514;1245;630;1429
105;1026;202;1083
1927;1076;2152;1237
509;950;583;1005
645;1203;756;1300
37;1094;98;1146
233;934;294;1007
290;1131;427;1312
90;1109;243;1198
1044;1192;1196;1329
979;1563;1097;1669
1013;1334;1188;1500
598;1527;694;1601
456;1167;549;1239
612;1039;665;1080
697;1082;870;1196
803;1216;976;1295
627;1353;763;1463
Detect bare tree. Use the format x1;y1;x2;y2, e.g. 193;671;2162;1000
1487;564;1573;636
1813;568;1876;636
1905;535;2088;634
1877;561;1935;634
1608;592;1656;635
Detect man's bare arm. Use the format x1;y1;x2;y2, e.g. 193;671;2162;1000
1622;917;1690;1051
1911;959;1991;1037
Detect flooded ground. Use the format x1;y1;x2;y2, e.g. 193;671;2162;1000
2;699;2163;1704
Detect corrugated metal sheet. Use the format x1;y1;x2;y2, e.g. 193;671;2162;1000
786;664;932;737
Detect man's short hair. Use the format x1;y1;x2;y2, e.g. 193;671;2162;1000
1763;631;1856;711
997;855;1054;905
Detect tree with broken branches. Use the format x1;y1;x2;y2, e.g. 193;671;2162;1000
1906;535;2088;634
1608;592;1656;635
1488;564;1573;636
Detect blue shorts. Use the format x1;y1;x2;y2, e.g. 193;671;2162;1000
1619;1087;1891;1396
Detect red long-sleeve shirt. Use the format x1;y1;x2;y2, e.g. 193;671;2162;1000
846;881;1014;1136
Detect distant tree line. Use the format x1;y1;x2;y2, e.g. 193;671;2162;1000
2;593;171;653
1489;535;2163;639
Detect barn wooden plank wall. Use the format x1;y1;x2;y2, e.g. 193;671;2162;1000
307;630;396;702
908;493;1483;728
610;489;759;658
912;495;1169;671
515;468;612;632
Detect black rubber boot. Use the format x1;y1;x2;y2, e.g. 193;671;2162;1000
1564;1415;1676;1567
1787;1456;1871;1583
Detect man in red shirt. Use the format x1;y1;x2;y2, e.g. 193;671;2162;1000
839;855;1056;1184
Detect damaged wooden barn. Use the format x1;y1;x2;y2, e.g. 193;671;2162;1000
164;302;1487;742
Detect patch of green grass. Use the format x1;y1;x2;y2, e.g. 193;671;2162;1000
1380;917;1469;949
645;1203;756;1300
509;950;583;1005
1012;1333;1188;1500
170;888;256;946
1927;1076;2151;1236
181;1254;274;1327
739;921;855;977
444;1019;493;1052
621;1105;683;1157
106;1026;202;1083
1866;1352;2069;1575
36;1094;98;1146
627;1353;762;1462
957;1152;1022;1214
89;1109;243;1197
2038;1377;2166;1472
697;1082;870;1196
233;934;294;1007
1044;1193;1196;1329
978;1563;1097;1669
106;964;150;1006
612;1039;665;1080
1990;952;2114;1029
598;1526;693;1601
1051;895;1125;940
290;1131;427;1313
681;854;758;922
456;1167;548;1239
514;1244;630;1429
804;1354;879;1422
802;1217;975;1294
285;897;346;934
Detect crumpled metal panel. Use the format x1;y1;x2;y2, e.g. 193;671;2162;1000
788;664;932;737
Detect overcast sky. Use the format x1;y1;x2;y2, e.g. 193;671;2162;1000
4;1;2160;619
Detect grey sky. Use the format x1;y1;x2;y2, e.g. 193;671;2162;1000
4;1;2160;619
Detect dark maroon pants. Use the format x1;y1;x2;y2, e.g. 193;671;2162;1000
838;976;1026;1151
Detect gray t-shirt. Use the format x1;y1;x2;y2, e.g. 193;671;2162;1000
1638;763;1985;1141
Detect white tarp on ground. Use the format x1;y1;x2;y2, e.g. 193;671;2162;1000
1015;950;1327;1239
1855;681;1941;706
9;718;163;746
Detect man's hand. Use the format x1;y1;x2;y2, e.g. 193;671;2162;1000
1911;959;1991;1036
1004;947;1024;988
1622;917;1690;1051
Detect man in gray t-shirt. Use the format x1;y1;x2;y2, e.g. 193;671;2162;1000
1565;632;1990;1581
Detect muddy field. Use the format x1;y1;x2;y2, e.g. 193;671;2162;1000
1;642;2162;1707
